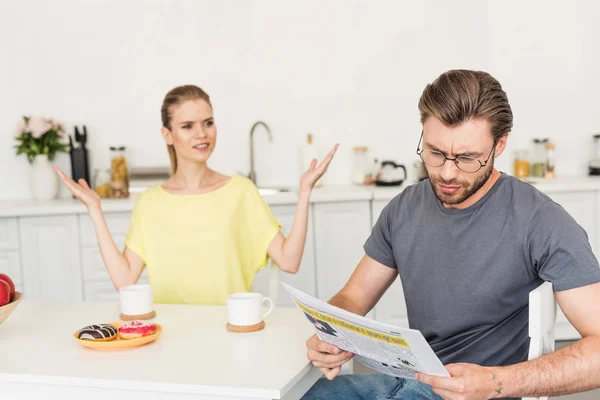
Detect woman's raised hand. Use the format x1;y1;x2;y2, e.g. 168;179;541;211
54;166;101;211
300;144;339;192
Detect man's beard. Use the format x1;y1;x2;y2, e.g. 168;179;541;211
427;160;494;206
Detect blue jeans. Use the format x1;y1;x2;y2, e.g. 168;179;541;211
302;373;443;400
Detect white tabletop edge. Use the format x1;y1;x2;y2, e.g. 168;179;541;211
0;372;282;398
278;363;318;397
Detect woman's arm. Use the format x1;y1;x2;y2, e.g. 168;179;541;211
268;144;338;273
55;167;144;289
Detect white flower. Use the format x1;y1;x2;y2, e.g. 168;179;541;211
49;119;65;137
15;118;26;138
28;117;53;138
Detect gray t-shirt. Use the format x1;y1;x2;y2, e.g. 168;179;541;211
365;174;600;368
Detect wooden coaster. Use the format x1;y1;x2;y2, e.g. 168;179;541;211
226;320;265;333
120;310;156;321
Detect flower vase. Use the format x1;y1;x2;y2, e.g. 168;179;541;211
30;155;59;201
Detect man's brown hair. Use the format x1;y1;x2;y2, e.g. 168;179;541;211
418;70;513;142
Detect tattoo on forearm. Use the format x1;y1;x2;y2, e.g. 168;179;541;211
492;373;503;396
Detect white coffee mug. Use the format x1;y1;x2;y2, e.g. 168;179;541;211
120;284;153;316
226;292;273;326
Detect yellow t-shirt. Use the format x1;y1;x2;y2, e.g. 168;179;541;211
125;175;281;305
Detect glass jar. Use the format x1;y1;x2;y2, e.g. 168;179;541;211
351;146;369;185
93;168;111;198
532;138;548;177
545;142;556;179
513;150;530;179
109;180;129;198
109;146;129;198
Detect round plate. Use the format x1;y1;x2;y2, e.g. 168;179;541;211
73;322;162;350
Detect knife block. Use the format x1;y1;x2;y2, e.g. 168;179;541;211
70;147;90;185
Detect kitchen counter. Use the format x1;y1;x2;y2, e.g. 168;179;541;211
523;176;600;193
2;176;600;218
0;184;382;218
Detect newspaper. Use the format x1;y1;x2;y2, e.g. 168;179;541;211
283;283;449;380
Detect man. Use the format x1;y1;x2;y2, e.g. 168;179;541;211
303;70;600;400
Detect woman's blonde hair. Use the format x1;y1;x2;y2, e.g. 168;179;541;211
161;85;212;174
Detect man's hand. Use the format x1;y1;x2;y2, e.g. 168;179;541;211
306;334;354;380
416;363;502;400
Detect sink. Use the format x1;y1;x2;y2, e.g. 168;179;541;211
258;187;292;196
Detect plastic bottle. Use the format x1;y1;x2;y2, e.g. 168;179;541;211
351;146;369;185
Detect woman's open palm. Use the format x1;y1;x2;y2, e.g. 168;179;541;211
300;144;339;191
54;166;101;210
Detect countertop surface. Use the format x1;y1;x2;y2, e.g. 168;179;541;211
0;300;317;398
2;176;600;218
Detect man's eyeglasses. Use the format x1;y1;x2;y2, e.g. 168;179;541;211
416;130;496;173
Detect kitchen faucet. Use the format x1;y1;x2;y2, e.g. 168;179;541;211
249;121;272;185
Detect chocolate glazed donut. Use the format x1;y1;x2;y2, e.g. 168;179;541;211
78;324;117;341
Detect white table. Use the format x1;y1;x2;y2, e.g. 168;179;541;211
0;300;321;400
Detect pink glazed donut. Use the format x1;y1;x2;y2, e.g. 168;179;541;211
118;320;157;340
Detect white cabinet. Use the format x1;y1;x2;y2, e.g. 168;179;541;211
0;218;19;251
313;201;371;302
0;252;22;293
79;213;131;247
0;218;22;293
81;246;119;281
79;213;147;302
253;205;317;307
543;191;596;340
83;281;122;303
370;200;408;325
19;216;83;301
371;201;388;225
312;201;371;375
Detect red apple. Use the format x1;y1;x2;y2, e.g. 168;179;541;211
0;273;15;298
0;280;10;306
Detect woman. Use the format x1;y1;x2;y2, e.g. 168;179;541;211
55;85;337;305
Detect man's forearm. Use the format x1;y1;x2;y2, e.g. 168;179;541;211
329;292;369;316
494;335;600;398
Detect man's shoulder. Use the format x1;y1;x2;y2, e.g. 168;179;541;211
496;174;554;211
388;179;432;206
379;179;433;220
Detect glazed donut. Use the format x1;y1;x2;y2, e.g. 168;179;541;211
78;324;117;341
118;320;157;340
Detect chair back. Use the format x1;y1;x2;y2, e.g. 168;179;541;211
523;281;557;400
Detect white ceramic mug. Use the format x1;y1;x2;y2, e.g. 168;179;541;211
120;284;153;316
226;292;273;326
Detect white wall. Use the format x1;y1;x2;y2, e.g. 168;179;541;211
1;0;599;200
